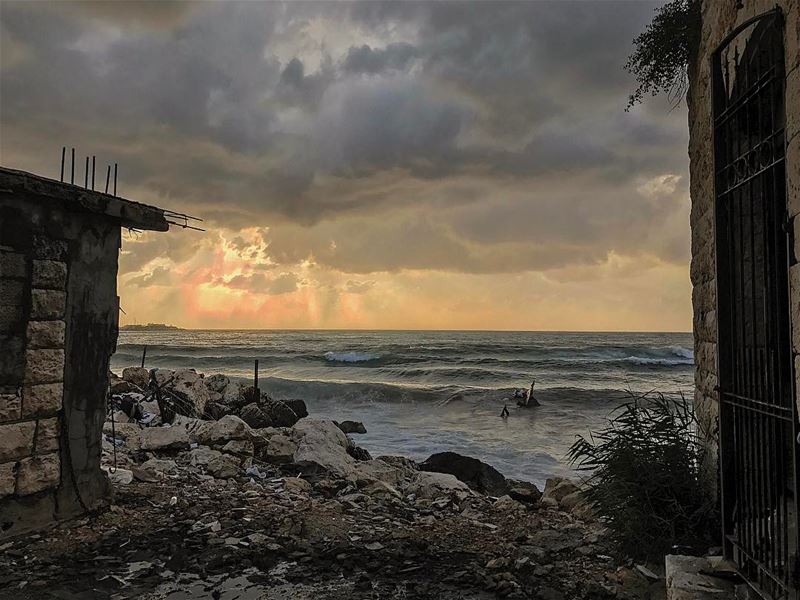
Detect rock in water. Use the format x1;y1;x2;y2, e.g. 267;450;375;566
337;420;367;434
264;399;300;428
420;451;508;496
282;399;308;419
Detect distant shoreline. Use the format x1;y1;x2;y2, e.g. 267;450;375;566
120;323;183;331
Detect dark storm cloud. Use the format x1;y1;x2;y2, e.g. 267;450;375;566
0;0;689;276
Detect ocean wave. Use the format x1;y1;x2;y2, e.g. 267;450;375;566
324;351;382;363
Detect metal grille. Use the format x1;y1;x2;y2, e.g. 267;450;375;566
713;9;797;598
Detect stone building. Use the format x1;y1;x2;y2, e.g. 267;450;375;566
0;166;170;538
688;0;798;596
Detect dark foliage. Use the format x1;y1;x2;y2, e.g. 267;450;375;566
568;392;718;560
625;0;701;110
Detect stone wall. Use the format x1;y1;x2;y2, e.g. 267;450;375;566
689;0;799;498
0;195;116;537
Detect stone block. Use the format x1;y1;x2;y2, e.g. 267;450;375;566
30;290;65;320
690;242;715;286
15;452;60;495
695;341;717;374
24;349;64;384
0;461;15;499
0;305;23;331
34;417;60;453
0;334;24;380
692;279;717;314
22;383;62;417
26;320;65;349
788;131;800;218
0;278;25;305
0;392;21;422
0;421;35;463
0;251;26;280
31;260;67;290
32;236;67;262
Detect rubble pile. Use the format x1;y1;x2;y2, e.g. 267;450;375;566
0;367;667;599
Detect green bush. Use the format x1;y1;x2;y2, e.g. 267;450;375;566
568;392;717;560
625;0;701;110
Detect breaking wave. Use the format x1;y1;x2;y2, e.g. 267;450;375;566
324;351;382;363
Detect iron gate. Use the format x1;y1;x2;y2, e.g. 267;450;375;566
713;8;797;598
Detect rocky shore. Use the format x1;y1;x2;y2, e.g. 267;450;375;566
0;368;667;600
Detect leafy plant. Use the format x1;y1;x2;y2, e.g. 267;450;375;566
568;392;717;560
625;0;701;110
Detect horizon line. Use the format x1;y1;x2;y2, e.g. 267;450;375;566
120;326;693;334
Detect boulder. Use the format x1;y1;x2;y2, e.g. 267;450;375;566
282;399;308;419
205;374;230;395
347;444;372;461
377;455;419;473
222;382;247;409
110;379;142;395
122;367;149;389
282;477;312;495
189;446;223;468
139;426;190;451
102;422;143;450
355;459;407;487
290;419;357;478
260;433;298;464
362;480;402;499
206;454;240;479
240;403;272;429
337;420;367;434
543;477;580;504
172;416;210;443
197;415;253;446
420;452;508;496
264;399;301;428
507;479;542;505
405;471;471;500
221;439;254;457
167;369;210;417
493;495;525;512
205;402;232;420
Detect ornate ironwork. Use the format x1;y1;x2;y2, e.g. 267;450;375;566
713;8;797;599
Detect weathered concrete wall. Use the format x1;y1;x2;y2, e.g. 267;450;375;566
0;194;116;537
689;0;799;498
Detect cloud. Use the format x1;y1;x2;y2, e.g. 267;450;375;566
0;1;693;330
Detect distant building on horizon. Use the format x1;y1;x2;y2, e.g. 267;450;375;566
689;1;799;597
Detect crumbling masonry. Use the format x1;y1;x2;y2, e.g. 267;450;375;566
0;166;169;538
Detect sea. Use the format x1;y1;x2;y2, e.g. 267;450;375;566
111;330;695;488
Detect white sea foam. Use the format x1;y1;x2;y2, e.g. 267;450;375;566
324;351;382;363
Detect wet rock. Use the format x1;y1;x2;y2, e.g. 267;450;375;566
139;425;190;451
420;451;508;496
282;399;308;419
122;366;149;389
347;444;372;461
337;420;367;434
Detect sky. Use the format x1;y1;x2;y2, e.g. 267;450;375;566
0;1;692;331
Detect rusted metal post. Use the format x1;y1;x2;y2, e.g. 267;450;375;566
254;359;259;393
60;147;65;182
84;156;89;188
70;148;75;184
141;345;147;368
105;165;111;193
113;163;118;196
91;156;96;190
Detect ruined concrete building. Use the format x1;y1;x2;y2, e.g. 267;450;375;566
0;166;171;538
689;0;798;597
